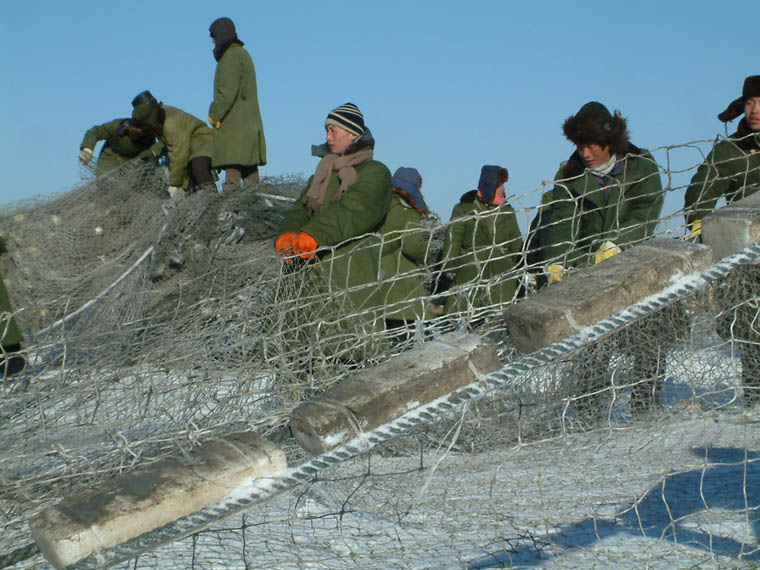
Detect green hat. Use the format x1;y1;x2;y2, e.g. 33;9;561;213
132;103;162;134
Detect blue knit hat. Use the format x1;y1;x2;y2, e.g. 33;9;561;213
392;167;428;214
477;165;509;203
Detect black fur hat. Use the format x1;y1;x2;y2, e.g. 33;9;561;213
718;75;760;123
131;90;158;109
562;101;629;155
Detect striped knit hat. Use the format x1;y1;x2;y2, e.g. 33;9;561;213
325;103;365;137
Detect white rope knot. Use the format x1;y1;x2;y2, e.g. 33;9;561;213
467;358;489;388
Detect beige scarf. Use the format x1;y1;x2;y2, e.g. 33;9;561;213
304;149;373;215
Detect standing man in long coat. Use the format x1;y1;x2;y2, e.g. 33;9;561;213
208;17;267;191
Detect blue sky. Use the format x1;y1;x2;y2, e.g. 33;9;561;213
1;1;756;230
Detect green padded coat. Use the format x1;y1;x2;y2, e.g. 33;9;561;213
537;146;664;269
209;43;267;169
442;192;523;313
377;193;433;321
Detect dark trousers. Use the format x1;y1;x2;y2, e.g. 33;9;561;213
222;165;260;191
189;157;214;189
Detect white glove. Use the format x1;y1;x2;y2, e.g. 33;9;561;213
79;148;93;165
167;186;185;199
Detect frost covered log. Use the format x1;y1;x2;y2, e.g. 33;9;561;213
503;238;712;353
290;332;500;455
702;192;760;262
29;431;286;569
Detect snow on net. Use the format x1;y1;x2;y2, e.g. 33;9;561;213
0;139;758;569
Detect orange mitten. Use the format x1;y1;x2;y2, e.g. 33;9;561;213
275;232;298;260
293;232;318;260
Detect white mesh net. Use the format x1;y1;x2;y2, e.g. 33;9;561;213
1;139;759;569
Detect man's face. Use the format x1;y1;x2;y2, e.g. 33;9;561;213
577;143;612;168
493;184;506;205
745;97;760;131
326;125;358;155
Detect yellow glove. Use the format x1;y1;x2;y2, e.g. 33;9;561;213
208;115;221;129
547;264;564;284
689;219;702;238
594;240;622;265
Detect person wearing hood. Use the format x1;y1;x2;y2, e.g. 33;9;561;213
131;98;215;197
441;165;523;318
207;17;267;191
530;101;664;282
377;167;435;342
684;75;760;236
78;91;163;177
684;75;760;405
274;103;392;360
530;101;667;417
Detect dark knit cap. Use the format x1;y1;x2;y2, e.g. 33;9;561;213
325;103;365;137
718;75;760;123
477;165;509;203
131;90;158;109
392;167;428;214
209;17;237;42
563;101;629;154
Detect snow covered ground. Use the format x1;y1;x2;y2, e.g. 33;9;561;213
88;403;759;569
4;331;759;569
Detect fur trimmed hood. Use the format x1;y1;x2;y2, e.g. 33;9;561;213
477;165;509;204
392;167;428;214
458;190;479;204
562;101;629;155
733;118;760;153
718;75;760;123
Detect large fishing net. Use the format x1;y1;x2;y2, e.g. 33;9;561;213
1;138;758;569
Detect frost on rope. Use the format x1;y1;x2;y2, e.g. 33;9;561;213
1;139;759;569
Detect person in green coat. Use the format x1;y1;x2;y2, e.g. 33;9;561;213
377;167;434;342
684;75;760;405
208;17;267;191
684;75;760;236
441;165;523;320
531;102;664;280
79;93;162;177
0;234;25;378
274;103;392;361
132;101;215;196
530;101;667;417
